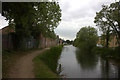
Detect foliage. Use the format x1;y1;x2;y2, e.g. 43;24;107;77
32;2;61;39
35;45;63;74
2;2;35;37
94;5;111;48
100;34;106;47
2;2;61;49
73;26;98;51
94;2;120;48
66;40;73;44
92;47;120;60
33;57;58;78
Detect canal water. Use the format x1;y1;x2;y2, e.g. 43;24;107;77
57;45;120;78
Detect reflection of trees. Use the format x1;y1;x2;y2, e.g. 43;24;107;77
75;48;98;69
62;46;69;52
118;66;120;78
100;59;109;78
101;59;120;78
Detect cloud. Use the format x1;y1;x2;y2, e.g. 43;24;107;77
0;0;117;40
55;0;116;40
55;21;79;40
0;14;8;29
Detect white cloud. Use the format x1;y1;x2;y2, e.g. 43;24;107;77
55;0;116;40
0;1;118;40
0;14;8;29
55;21;79;40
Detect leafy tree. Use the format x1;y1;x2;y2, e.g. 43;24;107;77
94;5;112;48
94;2;120;48
73;26;98;51
2;2;61;49
32;2;61;39
2;2;35;48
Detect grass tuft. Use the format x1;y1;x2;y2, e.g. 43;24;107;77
33;45;63;78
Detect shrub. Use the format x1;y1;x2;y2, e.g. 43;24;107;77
38;45;63;73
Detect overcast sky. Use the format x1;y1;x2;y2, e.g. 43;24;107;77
54;0;118;40
0;0;119;40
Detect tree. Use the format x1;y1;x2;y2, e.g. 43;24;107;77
100;34;106;47
2;2;61;49
32;2;61;39
94;5;111;48
94;2;120;48
66;40;73;44
73;26;98;51
2;2;35;48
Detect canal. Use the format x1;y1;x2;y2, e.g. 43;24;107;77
57;45;120;78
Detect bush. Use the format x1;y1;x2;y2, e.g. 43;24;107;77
92;47;120;59
38;45;63;73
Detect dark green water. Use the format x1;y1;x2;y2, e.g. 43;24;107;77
58;45;120;78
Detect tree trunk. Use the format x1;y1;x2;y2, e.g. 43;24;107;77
117;35;120;54
106;35;109;48
106;27;110;48
13;24;24;49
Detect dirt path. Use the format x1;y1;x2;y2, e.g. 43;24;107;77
8;48;50;78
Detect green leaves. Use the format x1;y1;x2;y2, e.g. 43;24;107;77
2;2;61;49
73;26;98;51
94;1;120;47
32;2;61;39
2;2;61;38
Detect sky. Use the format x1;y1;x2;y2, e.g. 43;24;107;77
0;0;119;40
54;0;118;40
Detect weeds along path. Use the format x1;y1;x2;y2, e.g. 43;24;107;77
8;48;50;78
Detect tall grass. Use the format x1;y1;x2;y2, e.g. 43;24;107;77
33;45;63;78
40;45;63;73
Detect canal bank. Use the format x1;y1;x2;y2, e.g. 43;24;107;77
58;45;120;78
33;45;63;78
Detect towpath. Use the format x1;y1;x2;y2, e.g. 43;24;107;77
8;48;49;78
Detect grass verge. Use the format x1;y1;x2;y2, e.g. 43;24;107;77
33;45;63;78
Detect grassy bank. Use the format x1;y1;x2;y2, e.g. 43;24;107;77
33;45;63;78
92;47;120;60
2;48;41;78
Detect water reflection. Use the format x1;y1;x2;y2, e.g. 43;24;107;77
100;59;109;78
75;48;98;69
118;67;120;78
58;45;119;78
100;59;119;78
